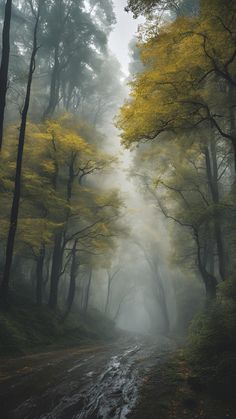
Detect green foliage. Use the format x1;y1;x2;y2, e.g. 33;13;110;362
188;275;236;396
173;275;204;334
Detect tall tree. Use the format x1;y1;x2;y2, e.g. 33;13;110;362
0;0;12;149
0;1;42;308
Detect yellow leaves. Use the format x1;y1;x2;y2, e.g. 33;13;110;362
16;218;61;254
0;113;123;263
118;3;236;149
40;159;55;174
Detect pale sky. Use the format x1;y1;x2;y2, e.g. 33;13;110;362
108;0;144;75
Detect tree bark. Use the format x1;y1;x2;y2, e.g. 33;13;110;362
65;240;78;316
205;141;226;281
229;86;236;173
0;0;12;150
83;268;92;313
48;153;76;309
36;246;45;306
195;228;217;299
48;231;63;309
155;270;170;334
43;43;60;119
105;278;111;314
0;7;40;308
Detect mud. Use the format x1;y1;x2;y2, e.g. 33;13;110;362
0;335;172;419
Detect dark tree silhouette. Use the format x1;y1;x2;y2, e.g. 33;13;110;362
0;0;12;150
0;2;42;308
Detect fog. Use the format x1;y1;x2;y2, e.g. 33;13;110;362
1;1;236;418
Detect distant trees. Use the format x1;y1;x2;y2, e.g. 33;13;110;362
104;267;121;314
136;240;170;332
0;0;120;125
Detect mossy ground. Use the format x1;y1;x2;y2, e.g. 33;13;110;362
129;350;236;419
0;293;116;357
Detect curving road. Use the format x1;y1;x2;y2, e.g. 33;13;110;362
0;335;172;419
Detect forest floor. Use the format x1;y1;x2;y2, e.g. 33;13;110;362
129;349;236;419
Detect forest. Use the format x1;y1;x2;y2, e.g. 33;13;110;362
0;0;236;418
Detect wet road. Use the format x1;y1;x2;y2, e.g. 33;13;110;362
0;335;172;419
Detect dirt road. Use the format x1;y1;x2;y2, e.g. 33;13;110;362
0;335;172;419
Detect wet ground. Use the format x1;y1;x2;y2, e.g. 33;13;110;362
0;335;172;419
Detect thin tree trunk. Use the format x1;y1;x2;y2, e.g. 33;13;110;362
205;142;226;280
229;87;236;173
155;270;170;334
113;299;123;322
83;268;92;313
48;231;63;309
63;240;78;319
105;273;111;314
48;155;75;309
194;228;217;299
0;7;40;308
0;0;12;150
43;43;60;119
36;246;45;306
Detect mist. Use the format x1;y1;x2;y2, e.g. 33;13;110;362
0;1;235;418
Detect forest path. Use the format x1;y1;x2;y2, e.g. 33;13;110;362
0;335;172;419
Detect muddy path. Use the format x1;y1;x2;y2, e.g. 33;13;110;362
0;335;173;419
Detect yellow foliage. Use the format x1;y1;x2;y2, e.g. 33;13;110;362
117;2;236;149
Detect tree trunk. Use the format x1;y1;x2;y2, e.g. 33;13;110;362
83;268;92;314
43;43;60;119
48;231;63;309
48;152;75;310
154;267;170;334
105;274;111;314
0;8;40;309
195;228;217;299
205;141;226;280
229;86;236;173
36;246;45;306
0;0;12;150
66;240;78;313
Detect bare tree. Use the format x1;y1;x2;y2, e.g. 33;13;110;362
104;266;121;314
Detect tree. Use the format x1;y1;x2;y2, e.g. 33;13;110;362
125;0;199;17
118;2;236;170
0;1;43;308
136;239;170;332
104;266;121;314
0;0;12;149
41;0;115;119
